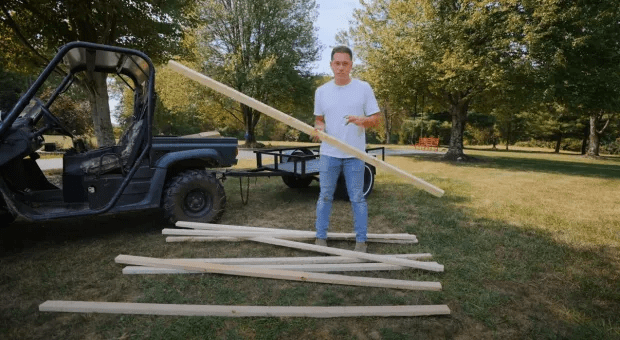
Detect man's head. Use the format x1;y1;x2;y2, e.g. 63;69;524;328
331;46;353;61
330;46;353;85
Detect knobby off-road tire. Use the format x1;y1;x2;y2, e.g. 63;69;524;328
0;197;15;225
334;163;375;201
281;149;314;189
0;209;15;226
163;170;226;224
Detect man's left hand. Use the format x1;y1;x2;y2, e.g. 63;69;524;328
345;115;366;127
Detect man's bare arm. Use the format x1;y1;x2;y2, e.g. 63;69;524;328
346;113;382;128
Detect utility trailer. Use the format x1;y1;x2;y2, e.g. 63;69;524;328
223;145;385;201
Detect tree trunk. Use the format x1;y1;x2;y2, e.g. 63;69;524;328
505;113;512;151
242;104;258;147
382;105;390;144
443;100;469;161
85;71;115;147
554;133;562;153
581;123;589;155
586;114;600;156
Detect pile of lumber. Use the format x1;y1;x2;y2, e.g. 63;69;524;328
39;221;450;318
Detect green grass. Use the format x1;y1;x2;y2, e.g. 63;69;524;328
0;145;619;339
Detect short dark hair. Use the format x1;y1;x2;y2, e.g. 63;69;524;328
331;46;353;61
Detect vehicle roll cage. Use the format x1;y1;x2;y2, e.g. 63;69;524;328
0;41;156;143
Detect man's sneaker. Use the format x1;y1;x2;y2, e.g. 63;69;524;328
354;242;367;252
315;238;327;247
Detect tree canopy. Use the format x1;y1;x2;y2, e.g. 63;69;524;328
348;0;529;160
1;0;195;146
521;0;620;156
195;0;321;146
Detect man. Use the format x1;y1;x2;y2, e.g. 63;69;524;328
313;46;382;252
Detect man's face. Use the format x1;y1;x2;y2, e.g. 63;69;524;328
330;52;352;84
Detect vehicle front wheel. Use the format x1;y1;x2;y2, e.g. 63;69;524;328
163;170;226;224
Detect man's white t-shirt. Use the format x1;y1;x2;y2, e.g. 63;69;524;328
314;79;380;158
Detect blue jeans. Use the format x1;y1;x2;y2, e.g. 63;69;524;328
315;155;368;242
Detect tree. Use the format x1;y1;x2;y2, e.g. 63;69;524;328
196;0;320;147
349;0;527;160
522;0;620;157
0;61;29;116
1;0;195;146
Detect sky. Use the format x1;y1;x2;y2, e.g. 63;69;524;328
312;0;362;75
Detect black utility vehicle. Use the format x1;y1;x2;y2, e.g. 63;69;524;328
0;42;237;225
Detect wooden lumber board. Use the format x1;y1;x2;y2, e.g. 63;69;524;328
175;221;418;240
122;261;438;274
122;263;403;274
115;255;442;291
168;60;445;198
165;236;417;244
248;237;444;272
162;228;417;243
40;300;451;317
120;253;433;265
166;236;243;242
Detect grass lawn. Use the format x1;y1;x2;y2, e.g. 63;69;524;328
0;145;618;339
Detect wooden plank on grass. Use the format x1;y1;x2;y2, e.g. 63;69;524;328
123;253;433;265
40;300;451;317
165;236;417;244
122;262;415;274
249;237;444;272
115;255;442;291
168;61;445;198
162;229;417;243
176;221;418;240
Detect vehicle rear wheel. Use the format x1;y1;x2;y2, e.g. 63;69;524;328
334;163;375;201
0;209;15;226
0;198;15;225
281;149;315;188
163;170;226;224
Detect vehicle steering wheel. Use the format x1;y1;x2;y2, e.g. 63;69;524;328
34;98;74;138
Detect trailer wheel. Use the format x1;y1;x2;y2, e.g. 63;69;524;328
334;163;375;201
282;149;314;188
163;170;226;224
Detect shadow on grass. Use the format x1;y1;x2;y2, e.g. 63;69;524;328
465;147;620;162
0;209;166;257
401;150;620;179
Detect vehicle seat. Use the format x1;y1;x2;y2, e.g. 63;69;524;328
79;119;144;175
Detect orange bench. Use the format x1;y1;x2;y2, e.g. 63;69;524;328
413;137;439;151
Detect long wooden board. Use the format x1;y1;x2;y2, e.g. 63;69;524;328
165;236;417;244
115;255;442;291
248;237;444;272
162;228;417;243
122;253;433;265
40;300;451;317
168;60;445;198
122;262;412;274
175;221;418;240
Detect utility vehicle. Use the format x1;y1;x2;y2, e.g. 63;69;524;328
0;42;237;225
